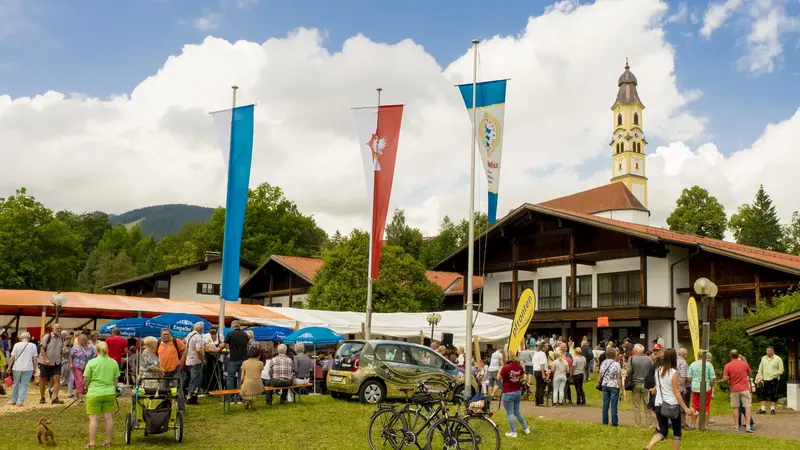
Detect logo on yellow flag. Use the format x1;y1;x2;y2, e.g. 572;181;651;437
508;288;536;356
687;296;700;359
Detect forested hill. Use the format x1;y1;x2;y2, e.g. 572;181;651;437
109;204;215;240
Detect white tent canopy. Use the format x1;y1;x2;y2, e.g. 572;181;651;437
239;307;512;348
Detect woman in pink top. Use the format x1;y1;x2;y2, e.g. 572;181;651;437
498;353;530;439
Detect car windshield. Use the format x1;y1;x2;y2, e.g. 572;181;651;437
335;342;365;358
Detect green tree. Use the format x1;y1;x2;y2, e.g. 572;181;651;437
782;211;800;256
455;212;490;247
729;185;785;251
385;208;424;260
420;216;460;268
0;188;83;290
666;186;727;239
308;230;444;312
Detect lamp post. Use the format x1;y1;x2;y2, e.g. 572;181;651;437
693;277;717;431
426;313;441;343
50;292;67;324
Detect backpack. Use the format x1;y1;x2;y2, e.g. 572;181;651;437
156;338;182;358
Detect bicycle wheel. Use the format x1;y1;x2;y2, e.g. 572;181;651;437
400;406;431;448
426;417;476;450
463;415;500;450
367;408;408;450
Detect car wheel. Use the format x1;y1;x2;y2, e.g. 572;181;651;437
330;391;351;400
359;379;385;404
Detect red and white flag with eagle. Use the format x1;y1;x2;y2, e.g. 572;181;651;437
353;104;404;279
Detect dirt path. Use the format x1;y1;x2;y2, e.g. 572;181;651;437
518;402;800;441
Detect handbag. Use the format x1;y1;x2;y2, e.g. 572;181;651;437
4;342;31;387
656;370;681;419
624;374;634;391
595;362;608;392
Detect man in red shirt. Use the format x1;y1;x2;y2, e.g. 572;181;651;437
105;328;127;366
723;349;753;433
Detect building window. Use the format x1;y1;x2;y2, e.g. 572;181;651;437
633;112;639;125
196;282;221;296
154;280;169;295
499;282;512;310
598;271;640;307
617;114;622;126
499;281;534;311
567;275;592;308
538;278;562;310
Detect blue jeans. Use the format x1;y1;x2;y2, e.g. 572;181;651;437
502;390;528;434
188;363;203;395
602;386;620;426
264;378;292;404
11;370;33;405
227;359;244;401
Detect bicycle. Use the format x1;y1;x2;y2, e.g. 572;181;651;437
367;380;477;450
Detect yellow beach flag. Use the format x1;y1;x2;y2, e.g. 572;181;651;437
687;296;700;359
508;288;536;356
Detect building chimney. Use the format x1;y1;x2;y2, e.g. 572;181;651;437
205;251;221;261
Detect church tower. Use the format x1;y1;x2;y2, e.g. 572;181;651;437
610;59;648;207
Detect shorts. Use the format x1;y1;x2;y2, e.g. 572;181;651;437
691;390;712;413
488;370;502;388
524;366;534;375
38;363;62;380
762;378;780;402
730;391;751;409
86;394;117;415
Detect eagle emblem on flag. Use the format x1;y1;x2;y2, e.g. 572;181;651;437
368;133;387;171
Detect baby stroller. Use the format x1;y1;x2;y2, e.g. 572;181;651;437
125;376;185;444
520;380;535;402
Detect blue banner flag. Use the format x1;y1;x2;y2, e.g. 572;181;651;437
212;104;255;301
456;79;507;223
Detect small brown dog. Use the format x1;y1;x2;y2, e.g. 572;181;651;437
37;418;56;446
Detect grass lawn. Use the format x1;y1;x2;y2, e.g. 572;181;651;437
0;393;796;450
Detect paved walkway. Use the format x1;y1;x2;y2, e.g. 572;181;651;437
518;402;800;441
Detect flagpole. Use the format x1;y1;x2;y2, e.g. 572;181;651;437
365;87;382;340
219;84;239;338
464;39;479;398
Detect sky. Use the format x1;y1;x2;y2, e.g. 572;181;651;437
1;0;800;237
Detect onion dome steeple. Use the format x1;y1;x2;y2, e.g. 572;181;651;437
616;58;642;106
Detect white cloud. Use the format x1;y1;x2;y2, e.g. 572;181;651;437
700;0;744;38
6;0;795;240
701;0;800;74
666;2;688;24
193;10;221;31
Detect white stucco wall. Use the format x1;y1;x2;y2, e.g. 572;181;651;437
480;255;689;316
667;245;691;347
593;209;650;225
169;263;252;302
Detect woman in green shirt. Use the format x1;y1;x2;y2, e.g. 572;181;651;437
82;341;120;448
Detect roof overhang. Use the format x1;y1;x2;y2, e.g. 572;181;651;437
746;310;800;336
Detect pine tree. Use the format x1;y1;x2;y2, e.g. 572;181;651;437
729;185;786;251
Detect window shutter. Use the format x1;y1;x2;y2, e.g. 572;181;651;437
213;284;221;296
196;283;202;294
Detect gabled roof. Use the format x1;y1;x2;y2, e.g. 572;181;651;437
538;182;649;214
447;276;485;296
103;256;259;290
248;255;478;293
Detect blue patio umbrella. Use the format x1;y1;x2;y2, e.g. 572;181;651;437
147;314;212;338
283;326;344;346
248;325;293;343
99;318;161;338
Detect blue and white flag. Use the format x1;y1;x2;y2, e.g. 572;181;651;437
212;104;255;301
457;80;507;224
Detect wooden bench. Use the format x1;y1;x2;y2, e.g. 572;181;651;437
209;384;313;413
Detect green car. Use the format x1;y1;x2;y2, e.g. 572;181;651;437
327;340;478;404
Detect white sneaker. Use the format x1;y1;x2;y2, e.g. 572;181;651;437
505;432;517;438
523;428;531;435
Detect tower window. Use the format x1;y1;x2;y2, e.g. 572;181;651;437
615;143;619;153
633;113;639;125
617;114;622;126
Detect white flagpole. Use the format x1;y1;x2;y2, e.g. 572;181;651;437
365;87;382;340
219;84;239;338
464;39;479;398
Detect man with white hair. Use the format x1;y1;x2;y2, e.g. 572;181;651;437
183;322;205;405
677;348;690;427
265;344;294;405
629;343;652;427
